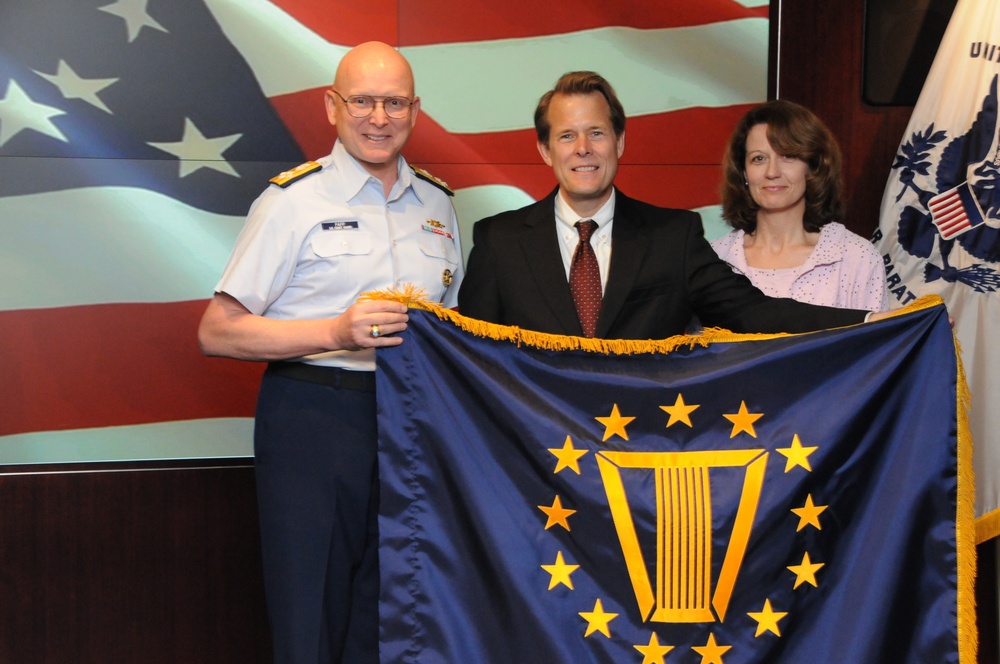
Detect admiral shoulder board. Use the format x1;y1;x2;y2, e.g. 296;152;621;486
411;166;454;196
270;161;323;188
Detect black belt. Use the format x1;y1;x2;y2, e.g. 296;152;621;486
266;361;376;392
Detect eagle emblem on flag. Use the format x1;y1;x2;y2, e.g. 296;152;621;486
882;74;1000;293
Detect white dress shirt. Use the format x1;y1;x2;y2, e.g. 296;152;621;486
554;189;615;293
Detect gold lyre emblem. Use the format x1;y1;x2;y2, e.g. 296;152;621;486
596;449;768;624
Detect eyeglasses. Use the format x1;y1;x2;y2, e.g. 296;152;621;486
330;89;415;119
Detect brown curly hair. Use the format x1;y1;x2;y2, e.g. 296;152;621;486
721;100;844;233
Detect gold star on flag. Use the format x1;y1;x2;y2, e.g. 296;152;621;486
747;599;788;637
791;494;828;531
660;393;699;428
537;495;575;531
787;551;824;589
596;404;635;441
541;550;579;590
579;598;618;638
723;401;762;438
634;632;674;663
548;435;588;475
691;633;731;664
776;434;818;472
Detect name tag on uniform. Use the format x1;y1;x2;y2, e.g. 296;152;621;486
322;221;359;231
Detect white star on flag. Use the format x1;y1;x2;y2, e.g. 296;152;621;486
35;60;118;114
0;79;68;147
147;117;243;178
99;0;168;42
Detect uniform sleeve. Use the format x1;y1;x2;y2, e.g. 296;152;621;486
214;190;300;316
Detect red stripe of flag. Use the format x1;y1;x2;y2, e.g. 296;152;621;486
272;0;767;46
0;302;260;437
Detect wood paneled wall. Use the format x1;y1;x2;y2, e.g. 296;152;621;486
770;0;913;241
0;461;270;663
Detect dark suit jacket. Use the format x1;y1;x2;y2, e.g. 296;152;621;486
457;188;866;339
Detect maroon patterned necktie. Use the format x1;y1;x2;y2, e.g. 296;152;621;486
569;220;602;337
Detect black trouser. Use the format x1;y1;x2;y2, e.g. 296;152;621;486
254;364;379;664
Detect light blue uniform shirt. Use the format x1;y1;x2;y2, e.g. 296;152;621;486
216;140;464;370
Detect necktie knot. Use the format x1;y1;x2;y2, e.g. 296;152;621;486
575;219;598;243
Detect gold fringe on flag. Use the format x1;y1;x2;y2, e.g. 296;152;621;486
954;333;978;663
361;286;949;355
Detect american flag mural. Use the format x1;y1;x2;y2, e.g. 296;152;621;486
0;0;769;463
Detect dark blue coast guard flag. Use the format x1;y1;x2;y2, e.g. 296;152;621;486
375;299;974;664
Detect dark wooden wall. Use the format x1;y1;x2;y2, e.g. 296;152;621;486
0;460;271;663
769;0;913;241
772;2;998;661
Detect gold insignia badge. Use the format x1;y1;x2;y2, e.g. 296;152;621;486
442;269;453;286
427;219;445;229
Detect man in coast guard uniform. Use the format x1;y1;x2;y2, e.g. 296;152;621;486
198;42;462;664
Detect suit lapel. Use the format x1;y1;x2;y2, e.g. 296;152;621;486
596;192;650;337
519;193;584;336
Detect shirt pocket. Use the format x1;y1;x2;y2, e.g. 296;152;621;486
309;231;374;258
417;233;459;268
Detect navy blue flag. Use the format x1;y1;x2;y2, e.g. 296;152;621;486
376;297;974;663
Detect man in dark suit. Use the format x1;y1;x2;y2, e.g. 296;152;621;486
458;71;879;337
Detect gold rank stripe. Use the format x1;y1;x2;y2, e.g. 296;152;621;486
269;161;322;188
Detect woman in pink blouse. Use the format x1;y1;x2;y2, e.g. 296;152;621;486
713;100;888;312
